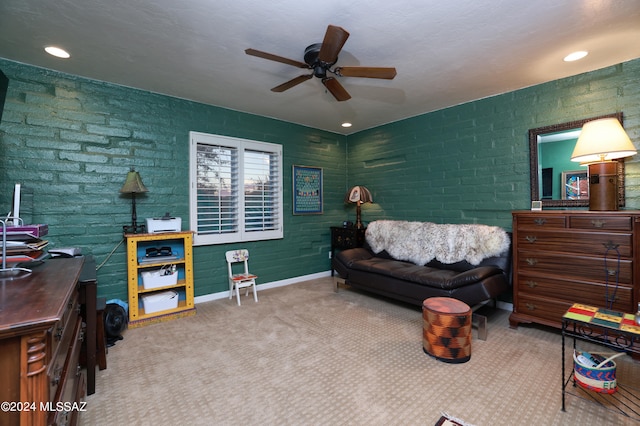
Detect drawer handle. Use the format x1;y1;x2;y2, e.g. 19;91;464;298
525;258;538;266
533;218;546;226
603;241;619;250
51;365;62;387
79;329;85;342
591;219;606;228
525;303;536;311
54;326;64;341
607;269;618;276
76;364;82;377
525;280;538;288
525;236;537;243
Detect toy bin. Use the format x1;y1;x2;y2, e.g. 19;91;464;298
141;267;178;290
573;350;623;394
142;290;179;314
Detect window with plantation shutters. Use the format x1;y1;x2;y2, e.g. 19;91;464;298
189;132;283;245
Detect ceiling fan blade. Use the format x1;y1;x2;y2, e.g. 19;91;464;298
336;66;397;80
318;25;350;64
271;74;313;92
322;77;351;101
245;48;309;68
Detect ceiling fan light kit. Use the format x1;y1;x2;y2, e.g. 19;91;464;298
246;24;397;101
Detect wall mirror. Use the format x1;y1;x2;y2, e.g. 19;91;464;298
529;112;625;208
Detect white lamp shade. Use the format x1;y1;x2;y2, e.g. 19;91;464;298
571;118;636;163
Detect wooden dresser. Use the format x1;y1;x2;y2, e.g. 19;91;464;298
0;257;86;426
510;210;640;329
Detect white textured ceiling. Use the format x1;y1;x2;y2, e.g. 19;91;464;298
1;0;640;134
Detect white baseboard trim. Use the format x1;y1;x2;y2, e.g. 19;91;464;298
194;270;333;304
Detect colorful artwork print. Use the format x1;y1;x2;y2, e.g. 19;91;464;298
293;165;323;215
564;303;640;335
562;170;589;200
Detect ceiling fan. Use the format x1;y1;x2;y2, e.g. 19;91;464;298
245;25;397;101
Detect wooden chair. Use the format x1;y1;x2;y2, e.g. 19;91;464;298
225;249;258;306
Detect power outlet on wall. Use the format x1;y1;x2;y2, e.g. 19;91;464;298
328;252;332;259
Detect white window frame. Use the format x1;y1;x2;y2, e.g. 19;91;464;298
189;131;283;246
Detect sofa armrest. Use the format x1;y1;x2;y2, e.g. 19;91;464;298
335;247;374;267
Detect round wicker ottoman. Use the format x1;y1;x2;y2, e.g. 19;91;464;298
422;297;472;363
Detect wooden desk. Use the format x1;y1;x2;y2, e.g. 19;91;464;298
0;257;86;426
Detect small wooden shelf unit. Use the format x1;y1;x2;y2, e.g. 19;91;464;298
126;231;195;327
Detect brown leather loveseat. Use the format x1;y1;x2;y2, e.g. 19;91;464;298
332;221;512;333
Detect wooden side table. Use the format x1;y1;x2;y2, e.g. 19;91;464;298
561;303;640;420
330;226;366;275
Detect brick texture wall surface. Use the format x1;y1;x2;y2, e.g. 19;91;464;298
1;57;639;300
347;59;640;230
0;59;347;300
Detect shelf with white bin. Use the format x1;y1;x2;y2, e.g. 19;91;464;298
125;231;195;327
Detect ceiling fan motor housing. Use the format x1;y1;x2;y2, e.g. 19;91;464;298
304;43;335;78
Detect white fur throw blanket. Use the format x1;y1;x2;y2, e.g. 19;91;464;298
365;220;510;266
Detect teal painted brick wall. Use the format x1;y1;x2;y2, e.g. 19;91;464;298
346;59;640;231
2;56;640;301
0;58;347;300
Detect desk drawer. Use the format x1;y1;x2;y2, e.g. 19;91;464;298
49;316;84;426
49;292;80;363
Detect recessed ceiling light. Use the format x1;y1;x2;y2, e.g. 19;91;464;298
341;122;352;128
564;51;588;62
44;46;71;59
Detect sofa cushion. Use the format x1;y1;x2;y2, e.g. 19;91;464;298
347;256;503;290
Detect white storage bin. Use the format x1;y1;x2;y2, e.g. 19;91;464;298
142;290;179;314
141;268;178;290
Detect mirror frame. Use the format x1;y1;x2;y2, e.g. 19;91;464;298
529;112;625;208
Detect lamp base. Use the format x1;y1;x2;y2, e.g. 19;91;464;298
588;162;618;211
123;224;146;235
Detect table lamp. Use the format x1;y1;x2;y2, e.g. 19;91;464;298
345;186;373;229
571;118;636;211
120;168;148;233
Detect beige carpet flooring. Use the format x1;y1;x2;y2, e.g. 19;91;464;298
83;277;640;425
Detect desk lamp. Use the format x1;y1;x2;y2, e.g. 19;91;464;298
345;186;372;229
571;118;636;211
120;168;148;233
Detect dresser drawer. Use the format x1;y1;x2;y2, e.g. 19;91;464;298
569;215;632;231
517;274;633;313
515;215;566;229
517;250;633;285
516;230;632;258
514;293;572;325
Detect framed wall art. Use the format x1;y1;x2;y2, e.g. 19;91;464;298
293;165;323;215
561;170;589;200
